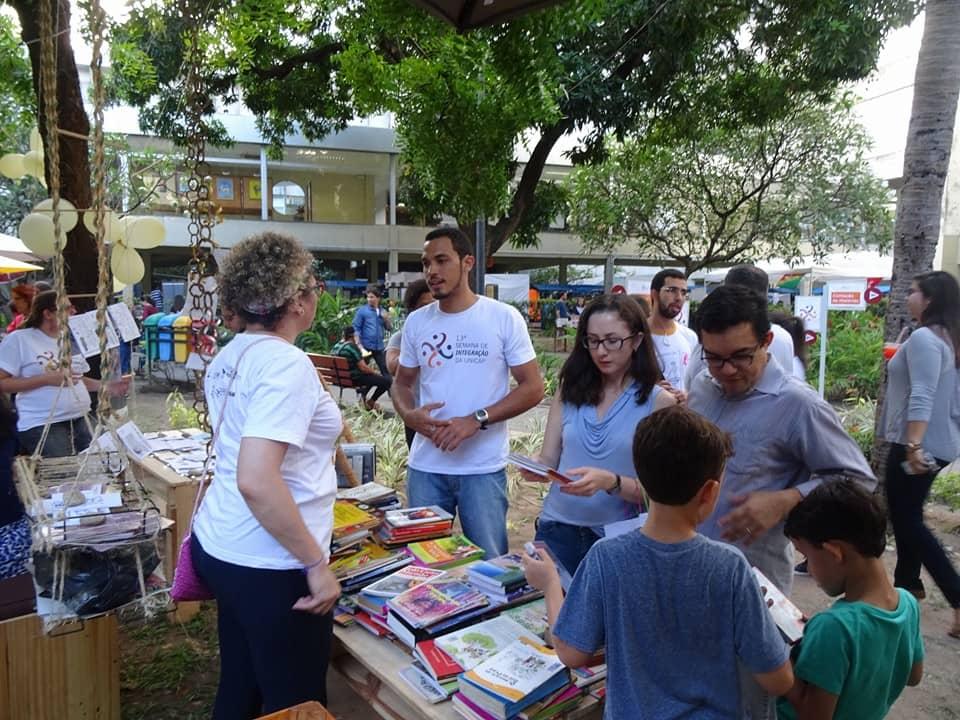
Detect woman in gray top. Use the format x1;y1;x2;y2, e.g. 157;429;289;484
881;270;960;638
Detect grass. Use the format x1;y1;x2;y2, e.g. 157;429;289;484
932;472;960;512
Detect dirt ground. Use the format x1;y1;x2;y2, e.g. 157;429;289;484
119;378;960;720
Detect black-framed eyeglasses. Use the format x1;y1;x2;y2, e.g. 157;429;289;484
583;333;640;351
702;344;762;371
660;286;689;297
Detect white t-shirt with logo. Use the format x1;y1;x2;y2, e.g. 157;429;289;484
0;328;91;431
651;324;698;391
399;296;536;474
193;333;343;569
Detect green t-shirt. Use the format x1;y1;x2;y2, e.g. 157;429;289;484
777;588;923;720
332;340;364;382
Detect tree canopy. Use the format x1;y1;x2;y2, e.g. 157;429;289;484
109;0;920;255
566;95;893;276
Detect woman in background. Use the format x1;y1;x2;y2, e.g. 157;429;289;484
880;270;960;638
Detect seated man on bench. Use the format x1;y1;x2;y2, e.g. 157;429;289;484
332;326;392;410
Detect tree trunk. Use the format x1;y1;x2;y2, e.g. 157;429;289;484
13;0;98;309
871;1;960;476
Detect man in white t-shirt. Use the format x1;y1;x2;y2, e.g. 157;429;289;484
394;227;544;557
685;264;800;388
648;269;698;401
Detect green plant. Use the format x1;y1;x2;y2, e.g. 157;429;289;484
165;389;200;429
932;471;960;512
836;398;876;463
806;305;884;402
339;404;408;494
295;291;363;354
535;348;564;398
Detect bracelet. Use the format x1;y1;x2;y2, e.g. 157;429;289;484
606;474;622;495
302;557;326;574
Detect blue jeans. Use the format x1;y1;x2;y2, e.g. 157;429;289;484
535;518;601;577
406;468;509;558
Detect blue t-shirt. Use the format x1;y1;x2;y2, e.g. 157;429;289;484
553;531;789;720
777;589;923;720
540;383;661;528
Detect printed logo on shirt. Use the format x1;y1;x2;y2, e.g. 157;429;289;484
421;332;455;367
36;350;57;372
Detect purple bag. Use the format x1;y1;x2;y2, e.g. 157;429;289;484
170;533;213;602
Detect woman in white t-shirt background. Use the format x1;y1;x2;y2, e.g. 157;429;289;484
0;291;128;457
189;233;343;719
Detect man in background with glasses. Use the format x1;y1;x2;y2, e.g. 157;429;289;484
648;269;698;401
687;285;874;720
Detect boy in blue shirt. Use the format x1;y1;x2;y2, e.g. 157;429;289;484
523;405;793;719
779;480;924;720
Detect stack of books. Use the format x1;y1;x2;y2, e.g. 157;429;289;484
386;571;490;647
467;553;536;603
407;534;486;570
413;638;464;687
377;506;455;546
453;637;570;720
328;540;411;594
336;480;399;511
330;500;381;556
354;565;447;634
436;616;541;671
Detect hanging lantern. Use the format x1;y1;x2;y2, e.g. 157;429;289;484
126;217;166;249
18;213;61;256
22;151;45;181
0;154;25;179
33;198;79;232
110;243;145;284
83;208;123;242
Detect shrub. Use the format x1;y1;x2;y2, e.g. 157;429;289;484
805;304;884;402
932;471;960;512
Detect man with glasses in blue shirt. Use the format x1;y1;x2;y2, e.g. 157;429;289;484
688;285;875;720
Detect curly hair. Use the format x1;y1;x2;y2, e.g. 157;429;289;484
218;233;314;329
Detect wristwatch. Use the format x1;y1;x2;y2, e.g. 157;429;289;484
473;408;489;430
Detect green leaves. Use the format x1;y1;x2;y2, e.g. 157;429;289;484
567;94;893;275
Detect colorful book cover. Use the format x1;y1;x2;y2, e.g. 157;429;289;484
337;481;396;503
332;500;379;535
462;637;566;703
500;599;549;639
363;565;447;598
435;616;539;670
408;534;485;568
414;639;464;680
398;665;449;704
385;505;454;527
328;541;402;579
452;691;500;720
467;553;526;588
389;580;486;628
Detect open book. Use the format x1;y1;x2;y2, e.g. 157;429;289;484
507;453;573;484
752;567;806;644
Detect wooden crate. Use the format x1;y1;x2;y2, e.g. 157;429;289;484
0;613;120;720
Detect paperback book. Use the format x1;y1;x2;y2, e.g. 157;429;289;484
435;616;540;670
408;534;486;569
385;505;454;527
362;565;447;598
506;453;573;484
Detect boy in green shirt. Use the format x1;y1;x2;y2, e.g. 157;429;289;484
332;326;391;410
779;479;924;720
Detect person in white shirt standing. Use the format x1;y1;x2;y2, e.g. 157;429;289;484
394;227;545;557
648;269;698;402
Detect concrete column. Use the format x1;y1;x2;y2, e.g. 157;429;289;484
558;261;568;285
259;147;269;221
603;256;615;292
389;154;397;226
388;250;400;300
370;258;380;284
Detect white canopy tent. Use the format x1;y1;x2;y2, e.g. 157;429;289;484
701;250;894;284
0;232;46;263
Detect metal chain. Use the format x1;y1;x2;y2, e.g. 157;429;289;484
180;0;218;434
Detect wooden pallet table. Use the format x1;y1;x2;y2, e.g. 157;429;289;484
331;625;602;720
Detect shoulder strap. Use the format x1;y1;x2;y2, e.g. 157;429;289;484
184;335;286;532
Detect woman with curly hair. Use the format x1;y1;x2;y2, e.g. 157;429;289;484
880;270;960;639
190;233;343;717
520;294;676;576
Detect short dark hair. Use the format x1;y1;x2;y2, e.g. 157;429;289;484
633;405;733;505
695;285;771;343
425;226;473;259
365;285;381;297
724;264;769;296
403;279;431;314
561;294;662;407
784;479;886;558
651;268;685;293
342;325;355;338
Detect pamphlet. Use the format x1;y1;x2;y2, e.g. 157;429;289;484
752;567;806;643
506;453;573;483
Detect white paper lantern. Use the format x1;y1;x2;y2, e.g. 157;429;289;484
22;150;44;180
34;198;79;232
127;217;166;249
83;208;120;241
0;154;25;179
110;243;145;284
19;213;59;256
29;127;42;153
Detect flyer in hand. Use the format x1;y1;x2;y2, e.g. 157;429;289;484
507;453;573;484
752;567;806;644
